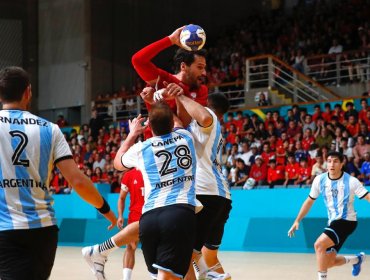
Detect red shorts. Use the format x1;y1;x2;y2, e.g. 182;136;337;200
128;211;142;224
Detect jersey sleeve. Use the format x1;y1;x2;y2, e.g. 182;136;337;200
52;125;73;164
309;175;321;199
188;108;215;145
121;142;141;169
352;177;369;199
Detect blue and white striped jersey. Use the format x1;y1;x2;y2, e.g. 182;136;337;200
309;172;369;224
121;129;197;214
0;110;72;231
188;108;231;199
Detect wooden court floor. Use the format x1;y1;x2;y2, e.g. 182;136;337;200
51;246;369;279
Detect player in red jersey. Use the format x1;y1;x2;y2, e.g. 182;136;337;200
117;168;145;280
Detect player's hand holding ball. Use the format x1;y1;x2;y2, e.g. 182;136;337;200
169;24;206;51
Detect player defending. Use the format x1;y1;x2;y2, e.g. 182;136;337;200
117;168;144;280
288;151;370;280
0;66;116;280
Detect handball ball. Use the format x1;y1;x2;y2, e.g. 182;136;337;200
180;24;206;51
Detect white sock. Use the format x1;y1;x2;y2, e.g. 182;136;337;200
123;268;132;280
318;271;327;279
98;238;119;257
194;252;208;275
345;255;359;265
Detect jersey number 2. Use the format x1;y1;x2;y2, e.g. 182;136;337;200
9;130;30;167
155;145;192;176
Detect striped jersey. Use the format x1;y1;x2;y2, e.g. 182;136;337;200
309;172;369;224
0;110;72;231
121;129;197;214
188;108;231;199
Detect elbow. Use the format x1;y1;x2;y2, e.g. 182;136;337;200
114;158;125;171
200;115;213;128
131;53;142;68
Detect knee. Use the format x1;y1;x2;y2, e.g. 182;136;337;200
314;240;326;253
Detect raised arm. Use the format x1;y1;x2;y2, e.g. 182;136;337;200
288;196;315;237
176;94;213;128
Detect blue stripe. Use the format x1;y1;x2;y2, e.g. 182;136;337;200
38;118;55;223
331;180;339;217
211;123;225;197
320;174;329;219
0;149;13;230
9;111;40;228
342;173;350;219
142;140;160;212
164;133;184;205
179;132;197;206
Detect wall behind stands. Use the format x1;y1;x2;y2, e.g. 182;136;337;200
55;186;370;253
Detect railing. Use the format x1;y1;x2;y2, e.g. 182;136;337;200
245;54;341;103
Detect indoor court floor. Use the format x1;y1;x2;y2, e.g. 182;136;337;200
51;246;369;279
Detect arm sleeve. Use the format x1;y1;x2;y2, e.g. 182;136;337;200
121;142;141;169
121;172;129;192
52;125;73;164
131;37;173;82
352;177;369;198
309;175;320;199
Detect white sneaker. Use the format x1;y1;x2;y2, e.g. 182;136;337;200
82;245;107;280
205;271;231;280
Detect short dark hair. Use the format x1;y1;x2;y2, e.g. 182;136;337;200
208;93;229;116
149;101;174;136
173;48;207;73
327;151;344;162
0;66;30;102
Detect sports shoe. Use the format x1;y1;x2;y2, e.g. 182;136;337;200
82;245;107;280
352;252;366;277
205;271;232;280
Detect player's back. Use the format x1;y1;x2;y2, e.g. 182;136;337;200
0;110;68;230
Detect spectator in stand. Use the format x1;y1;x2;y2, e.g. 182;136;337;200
359;123;370;144
294;141;310;163
343;155;361;178
287;120;302;140
344;102;358;122
353;135;370;168
89;109;105;141
312;105;324;123
234;111;245;132
250;113;262;132
295;157;312;187
302;128;316;151
360;152;370;186
267;159;285;188
291;105;301;123
255;122;269;140
322;103;332;123
237;142;253;166
92;167;108;184
284;153;300;186
261;142;275;163
358;98;369;123
346;115;360;138
50;170;71;194
226;143;239;170
56;114;68;128
292;48;305;74
315;126;333;148
339;137;354;162
332;104;345;123
248;155;268;186
310;151;327;183
257;92;271;106
226;123;238;145
92;153;106;171
328;38;343;54
303;114;316;133
232;158;249;187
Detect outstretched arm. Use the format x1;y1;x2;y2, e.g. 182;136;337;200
176;94;213;128
288;196;315;237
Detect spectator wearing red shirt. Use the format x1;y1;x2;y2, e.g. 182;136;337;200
321;103;333;123
233;111;245;133
286;120;302;140
264;111;273;129
56;114;68;128
332;104;345;123
284;154;300;186
276;139;289;166
302;128;315;151
226;123;237;145
92;167;108;184
312;105;324;123
249;155;268;185
267;159;285;188
359;98;369;124
346;115;360;138
261;142;276;163
295;157;312;186
117;168;145;280
224;113;237;132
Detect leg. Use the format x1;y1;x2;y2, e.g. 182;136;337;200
157;269;182;280
114;221;140;247
314;233;337;272
201;247;224;274
122;242;137;280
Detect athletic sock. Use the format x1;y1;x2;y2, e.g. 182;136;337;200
98;238;118;257
345;255;359;264
194;252;209;275
318;271;327;279
123;268;132;280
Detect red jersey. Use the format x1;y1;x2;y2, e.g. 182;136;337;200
285;162;300;179
249;163;268;181
298;166;312;182
267;165;285;182
302;136;315;151
121;168;145;217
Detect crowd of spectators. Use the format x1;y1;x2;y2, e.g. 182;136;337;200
50;97;370;194
222;99;370;189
